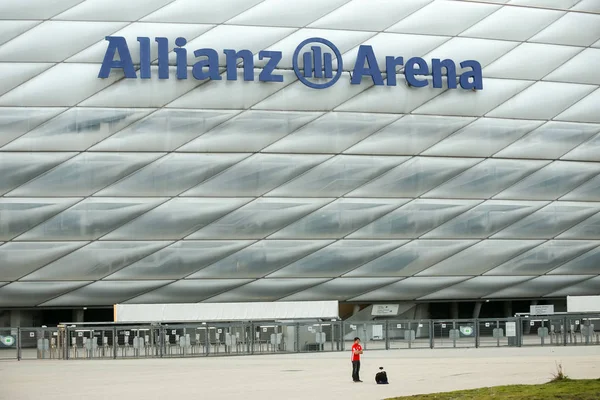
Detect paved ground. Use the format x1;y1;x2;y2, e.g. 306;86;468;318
2;346;600;400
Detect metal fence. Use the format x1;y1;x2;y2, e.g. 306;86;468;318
1;314;599;361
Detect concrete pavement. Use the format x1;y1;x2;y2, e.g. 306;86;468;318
2;346;600;400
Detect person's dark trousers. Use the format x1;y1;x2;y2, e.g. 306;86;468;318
352;360;361;381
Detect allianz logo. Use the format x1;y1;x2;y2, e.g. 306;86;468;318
99;36;483;91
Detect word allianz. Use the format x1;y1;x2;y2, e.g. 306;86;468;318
98;36;484;90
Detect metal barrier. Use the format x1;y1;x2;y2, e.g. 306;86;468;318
3;314;600;361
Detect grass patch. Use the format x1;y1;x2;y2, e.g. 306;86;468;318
386;379;600;400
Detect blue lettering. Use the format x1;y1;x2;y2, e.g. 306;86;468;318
258;50;283;82
432;59;457;89
224;49;254;81
405;57;429;88
174;37;188;79
98;36;136;78
155;37;169;79
385;56;404;86
192;48;222;81
137;37;151;79
97;36;483;90
351;45;383;85
459;60;483;90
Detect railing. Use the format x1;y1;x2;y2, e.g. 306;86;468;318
1;314;599;361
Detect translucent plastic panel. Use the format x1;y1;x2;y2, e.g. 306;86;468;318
168;69;295;110
271;198;408;239
0;107;65;147
485;275;593;298
563;132;600;162
494;161;600;200
487;82;596;120
0;63;53;97
419;276;535;300
81;67;209;108
0;21;127;62
281;278;402;301
422;38;519;74
509;0;579;7
189;198;330;239
349;277;469;302
183;154;329;197
545;49;600;85
0;0;83;19
108;241;253;280
8;152;162;197
88;109;238;152
460;6;564;41
485;240;598;276
550;247;600;275
417;240;543;276
423;119;543;157
546;276;600;298
571;0;600;12
41;280;173;307
3;108;153;151
0;64;122;107
310;0;430;31
126;279;253;304
530;12;600;46
0;242;86;281
264;112;399;154
179;111;321;153
269;240;406;278
19;198;166;241
0;281;90;307
0;198;80;241
104;198;251;241
339;77;452;116
0;21;39;46
496;122;600;160
189;240;331;279
205;278;329;302
345;240;476;277
97;153;248;197
23;242;171;281
559;212;600;239
424;201;546;239
425;159;550;199
228;0;349;27
142;0;263;23
350;200;479;239
68;23;213;64
387;0;498;36
348;157;479;198
556;88;600;124
413;79;534;117
345;115;474;155
254;78;371;113
0;152;76;195
54;0;171;21
268;156;406;197
483;43;580;81
494;202;600;239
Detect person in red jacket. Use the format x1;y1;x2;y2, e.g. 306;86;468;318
351;337;363;382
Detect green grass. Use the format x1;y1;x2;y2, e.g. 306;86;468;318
386;379;600;400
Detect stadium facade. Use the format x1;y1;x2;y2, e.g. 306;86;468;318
1;0;600;325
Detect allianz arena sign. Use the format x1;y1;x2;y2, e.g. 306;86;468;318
98;36;483;91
